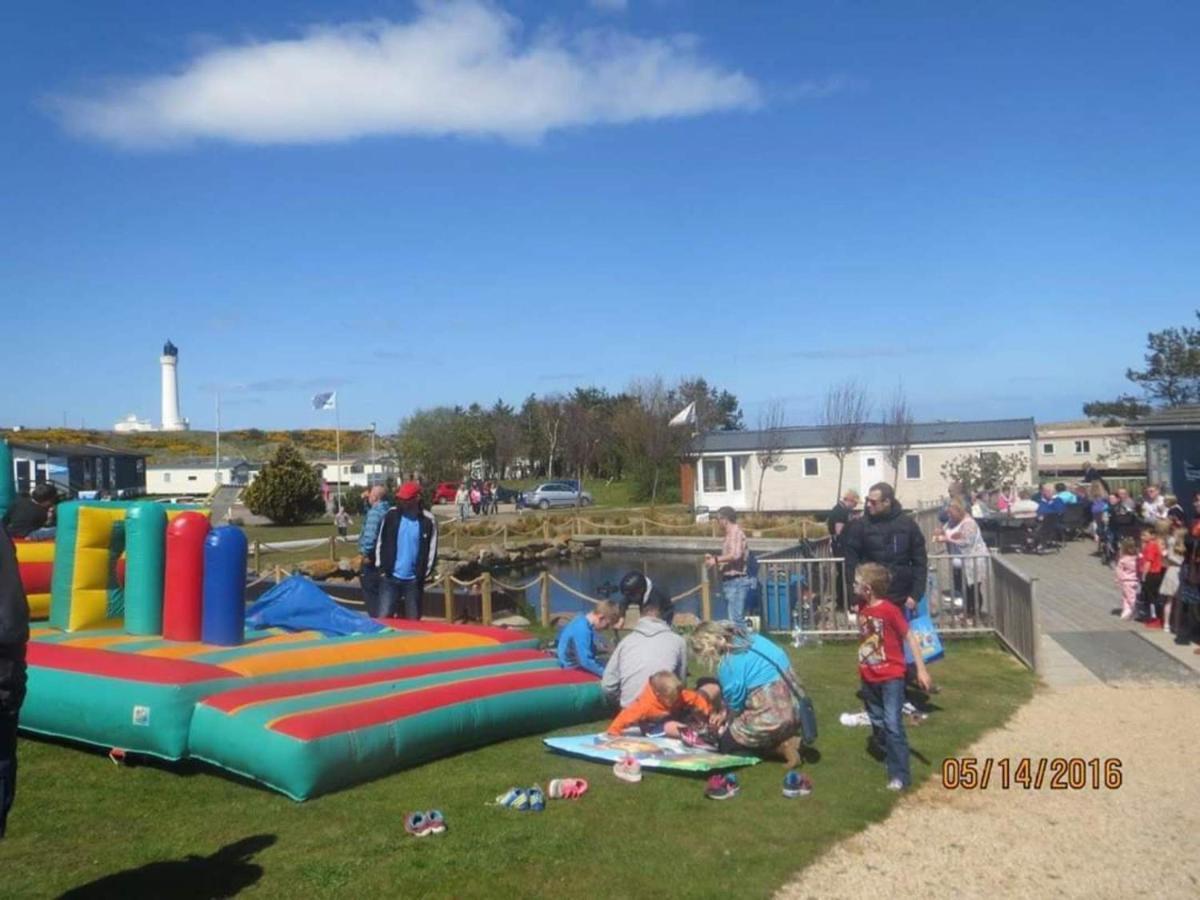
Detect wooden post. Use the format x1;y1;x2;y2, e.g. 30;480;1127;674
642;517;648;537
253;540;261;574
700;574;712;622
502;524;508;549
329;535;336;562
543;518;550;541
481;572;493;625
801;520;808;541
540;571;551;628
453;528;460;550
274;565;282;585
443;571;454;621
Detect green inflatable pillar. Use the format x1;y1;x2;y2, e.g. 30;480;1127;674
0;440;13;521
125;502;168;635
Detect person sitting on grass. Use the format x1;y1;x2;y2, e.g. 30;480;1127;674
688;621;808;767
854;562;932;792
606;671;712;736
556;601;619;677
661;676;724;742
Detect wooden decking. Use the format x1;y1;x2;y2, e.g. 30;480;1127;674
1002;539;1200;685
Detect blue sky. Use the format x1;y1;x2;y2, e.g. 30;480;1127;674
2;1;1196;432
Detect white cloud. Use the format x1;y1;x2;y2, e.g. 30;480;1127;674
49;0;761;148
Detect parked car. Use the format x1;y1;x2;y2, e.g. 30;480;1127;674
431;482;459;504
522;482;594;510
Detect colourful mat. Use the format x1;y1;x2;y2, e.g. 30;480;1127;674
544;732;761;772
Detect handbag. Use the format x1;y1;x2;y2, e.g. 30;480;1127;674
748;647;818;744
903;608;945;664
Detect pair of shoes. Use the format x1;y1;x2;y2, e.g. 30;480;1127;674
493;785;546;811
885;779;905;792
1143;618;1163;629
548;778;588;800
404;810;447;837
782;770;813;798
1120;613;1133;621
705;772;740;800
680;728;718;752
613;756;642;783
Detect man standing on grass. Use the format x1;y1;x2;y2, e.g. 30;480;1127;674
374;482;438;620
357;485;390;617
842;482;927;613
0;525;29;839
705;506;752;626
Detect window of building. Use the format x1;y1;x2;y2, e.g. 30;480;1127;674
1074;439;1090;454
702;458;727;493
1042;442;1055;455
803;457;819;477
731;456;746;491
187;475;198;481
905;454;922;479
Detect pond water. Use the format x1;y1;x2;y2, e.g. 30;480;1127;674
506;550;732;620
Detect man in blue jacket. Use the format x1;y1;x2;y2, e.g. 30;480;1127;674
357;485;390;616
373;482;438;619
1;525;29;839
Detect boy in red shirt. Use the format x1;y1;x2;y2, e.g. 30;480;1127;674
856;562;932;791
606;671;712;736
1138;527;1165;627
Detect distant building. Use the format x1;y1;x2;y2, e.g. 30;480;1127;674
8;441;147;497
145;457;257;496
683;418;1037;513
313;458;397;489
1036;421;1145;477
1140;405;1200;505
113;413;155;433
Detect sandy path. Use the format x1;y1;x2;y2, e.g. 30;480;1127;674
778;684;1200;900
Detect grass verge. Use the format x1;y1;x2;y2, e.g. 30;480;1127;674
4;638;1033;898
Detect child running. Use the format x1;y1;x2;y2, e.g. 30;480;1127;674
1115;537;1140;621
855;562;932;791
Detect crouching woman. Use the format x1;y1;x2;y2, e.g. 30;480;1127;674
688;622;810;767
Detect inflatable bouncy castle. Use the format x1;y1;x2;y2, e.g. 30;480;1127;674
3;444;604;799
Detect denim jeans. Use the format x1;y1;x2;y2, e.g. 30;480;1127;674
721;575;753;625
359;560;382;617
379;576;422;619
0;655;27;840
861;677;909;786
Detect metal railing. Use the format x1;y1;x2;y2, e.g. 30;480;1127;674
988;554;1039;670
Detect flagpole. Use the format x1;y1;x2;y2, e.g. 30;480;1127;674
334;396;342;513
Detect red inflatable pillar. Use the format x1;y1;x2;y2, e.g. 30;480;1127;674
162;511;210;641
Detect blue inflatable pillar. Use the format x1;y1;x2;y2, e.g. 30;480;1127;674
202;525;248;646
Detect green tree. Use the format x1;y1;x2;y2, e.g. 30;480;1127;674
1084;311;1200;422
939;451;1031;497
242;443;324;525
670;377;744;431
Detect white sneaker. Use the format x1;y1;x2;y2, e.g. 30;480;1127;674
886;779;905;792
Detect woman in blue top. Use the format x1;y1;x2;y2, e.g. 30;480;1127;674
689;622;806;766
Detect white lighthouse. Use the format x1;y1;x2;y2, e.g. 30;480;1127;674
159;339;189;432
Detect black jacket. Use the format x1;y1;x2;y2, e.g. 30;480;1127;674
373;507;438;584
0;526;30;650
842;500;928;607
2;496;48;539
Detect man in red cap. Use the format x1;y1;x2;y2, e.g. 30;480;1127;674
372;482;438;619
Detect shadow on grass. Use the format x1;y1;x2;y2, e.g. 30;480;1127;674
57;834;276;899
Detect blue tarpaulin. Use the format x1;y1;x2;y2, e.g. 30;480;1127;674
246;576;388;636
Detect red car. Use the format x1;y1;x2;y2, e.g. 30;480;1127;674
431;482;459;504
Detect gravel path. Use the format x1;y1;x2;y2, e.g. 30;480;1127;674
778;683;1200;900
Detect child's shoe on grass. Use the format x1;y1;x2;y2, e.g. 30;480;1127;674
613;755;642;783
705;772;740;800
782;770;813;798
548;778;589;799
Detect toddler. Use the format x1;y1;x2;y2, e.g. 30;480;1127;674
1115;538;1139;621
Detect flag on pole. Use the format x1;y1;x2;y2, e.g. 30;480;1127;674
668;401;697;428
312;391;337;411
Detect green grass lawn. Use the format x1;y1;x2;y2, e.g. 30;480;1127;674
3;638;1033;899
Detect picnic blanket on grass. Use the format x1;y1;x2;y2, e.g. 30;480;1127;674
544;732;760;773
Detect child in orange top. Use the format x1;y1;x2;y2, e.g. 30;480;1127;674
607;671;712;735
1138;527;1165;626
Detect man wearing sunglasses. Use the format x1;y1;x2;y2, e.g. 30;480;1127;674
842;482;927;613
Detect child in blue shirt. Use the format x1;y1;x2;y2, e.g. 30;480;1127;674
556;601;620;677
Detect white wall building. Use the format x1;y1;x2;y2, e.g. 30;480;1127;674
313;458;397;489
685;418;1037;513
145;457;256;496
1036;421;1145;474
113;414;155;433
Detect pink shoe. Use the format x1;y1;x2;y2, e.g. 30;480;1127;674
680;728;718;752
548;778;589;799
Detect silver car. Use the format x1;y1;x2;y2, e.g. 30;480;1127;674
523;482;594;509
